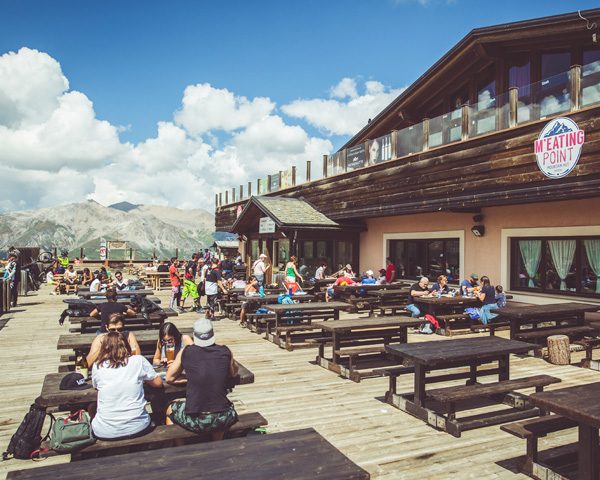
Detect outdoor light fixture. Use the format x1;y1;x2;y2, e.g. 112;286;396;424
471;225;485;237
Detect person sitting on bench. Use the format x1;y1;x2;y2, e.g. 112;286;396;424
407;277;430;317
64;265;79;286
477;276;499;325
325;275;355;302
81;268;93;286
87;313;141;365
89;287;136;331
166;318;239;441
152;322;193;366
239;276;259;325
90;331;162;441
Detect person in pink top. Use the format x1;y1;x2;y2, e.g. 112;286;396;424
169;257;182;311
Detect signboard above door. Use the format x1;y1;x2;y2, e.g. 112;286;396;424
259;216;276;234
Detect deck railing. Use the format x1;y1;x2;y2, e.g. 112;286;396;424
217;61;600;208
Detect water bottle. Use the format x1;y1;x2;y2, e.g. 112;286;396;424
288;287;293;296
259;286;265;298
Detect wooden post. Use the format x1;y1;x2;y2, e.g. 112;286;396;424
323;154;328;178
278;171;282;190
225;190;229;204
247;181;252;197
422;118;430;151
239;184;244;200
129;248;133;260
571;64;581;111
508;87;518;128
306;160;311;182
267;175;272;193
291;166;296;186
80;247;84;260
231;187;236;203
459;105;469;141
215;193;219;208
257;178;261;195
342;149;348;172
547;335;570;365
175;248;179;259
391;130;398;159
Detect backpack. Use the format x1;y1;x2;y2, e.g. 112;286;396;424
2;403;52;460
419;314;440;335
49;410;95;453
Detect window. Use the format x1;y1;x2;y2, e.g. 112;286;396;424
510;236;600;298
582;48;600;107
298;240;333;279
334;241;353;272
540;51;571;118
389;238;460;282
470;74;497;136
508;56;532;123
250;240;259;261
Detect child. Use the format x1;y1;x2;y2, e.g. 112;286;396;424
495;285;507;308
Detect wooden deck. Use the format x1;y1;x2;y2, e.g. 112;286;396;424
1;285;598;479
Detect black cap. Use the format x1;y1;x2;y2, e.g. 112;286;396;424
59;372;92;390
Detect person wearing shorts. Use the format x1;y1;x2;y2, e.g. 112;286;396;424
204;259;227;320
166;318;238;440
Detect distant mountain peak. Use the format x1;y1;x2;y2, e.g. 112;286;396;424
109;201;140;212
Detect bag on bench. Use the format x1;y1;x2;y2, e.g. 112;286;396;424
50;410;96;453
2;403;52;460
419;314;439;334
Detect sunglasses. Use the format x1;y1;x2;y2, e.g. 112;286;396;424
107;327;123;333
161;338;176;345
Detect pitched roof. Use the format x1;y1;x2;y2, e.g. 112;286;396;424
213;240;239;249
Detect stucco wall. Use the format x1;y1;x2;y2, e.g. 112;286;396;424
360;198;600;292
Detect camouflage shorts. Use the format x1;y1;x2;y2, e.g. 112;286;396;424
169;400;238;434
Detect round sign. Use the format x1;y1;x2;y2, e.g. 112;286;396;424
534;117;584;179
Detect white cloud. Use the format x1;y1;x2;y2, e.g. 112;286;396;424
0;47;397;213
174;83;275;135
282;79;405;136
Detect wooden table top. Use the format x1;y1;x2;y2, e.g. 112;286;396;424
6;428;369;480
368;289;409;297
36;362;254;409
239;293;315;302
64;297;161;306
334;283;407;293
530;382;600;429
57;329;193;350
492;302;599;319
415;296;480;306
319;316;422;332
385;336;539;366
144;271;170;276
267;301;351;312
78;289;154;298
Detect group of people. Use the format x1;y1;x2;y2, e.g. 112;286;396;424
48;263;127;295
81;313;238;441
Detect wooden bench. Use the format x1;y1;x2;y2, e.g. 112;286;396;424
244;313;275;333
381;365;417;399
369;303;407;317
501;414;578;476
224;302;243;319
515;325;597;346
41;412;268;460
575;337;600;369
427;375;561;420
435;313;472;336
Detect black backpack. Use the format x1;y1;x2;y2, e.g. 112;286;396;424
2;403;52;460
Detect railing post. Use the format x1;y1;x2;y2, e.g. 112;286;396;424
391;130;398;160
278;171;282;190
571;64;582;111
267;175;272;193
248;181;252;197
257;178;261;195
508;88;518;128
239;184;244;200
219;192;223;206
342;149;348;172
225;190;229;204
461;105;470;140
323;154;328;178
231;188;236;203
291;166;296;186
422;118;430;151
215;193;219;208
306;160;311;182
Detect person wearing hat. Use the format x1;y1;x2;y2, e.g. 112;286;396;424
460;273;479;296
166;318;239;440
252;254;270;287
361;270;377;285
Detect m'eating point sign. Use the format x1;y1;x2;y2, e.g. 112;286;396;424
534;117;584;179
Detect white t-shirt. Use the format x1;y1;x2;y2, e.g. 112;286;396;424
253;260;266;276
315;266;325;280
90;278;101;292
91;355;157;439
65;270;78;280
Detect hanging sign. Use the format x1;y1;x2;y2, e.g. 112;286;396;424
259;217;276;234
534;117;584;179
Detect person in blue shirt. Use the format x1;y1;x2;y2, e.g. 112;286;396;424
495;285;507;308
361;270;377;285
460;273;479;296
431;275;450;295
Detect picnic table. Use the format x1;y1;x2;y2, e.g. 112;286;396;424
367;288;410;316
333;283;407;312
78;288;154;299
529;382;600;480
144;271;171;290
263;301;353;350
239;293;315;304
6;428;369;480
316;316;422;382
492;302;600;344
415;295;480;335
37;361;254;410
384;336;560;437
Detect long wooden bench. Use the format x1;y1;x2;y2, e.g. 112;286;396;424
427;375;561;419
515;325;597;345
381;365;417;400
41;412;268;460
501;414;578;476
574;337;600;368
244;313;275;333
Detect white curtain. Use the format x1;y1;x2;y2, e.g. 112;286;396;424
519;240;541;288
584;239;600;294
548;240;576;291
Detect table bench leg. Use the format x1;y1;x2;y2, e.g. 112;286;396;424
578;423;599;480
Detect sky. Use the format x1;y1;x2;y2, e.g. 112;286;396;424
0;0;598;212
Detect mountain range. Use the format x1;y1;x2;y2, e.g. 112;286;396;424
0;200;226;259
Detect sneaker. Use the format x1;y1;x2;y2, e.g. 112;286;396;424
178;307;186;313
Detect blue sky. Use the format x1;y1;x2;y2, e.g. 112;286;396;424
0;0;598;211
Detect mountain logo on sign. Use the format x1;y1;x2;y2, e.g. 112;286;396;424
543;121;572;138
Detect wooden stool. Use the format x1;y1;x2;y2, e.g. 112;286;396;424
547;335;570;365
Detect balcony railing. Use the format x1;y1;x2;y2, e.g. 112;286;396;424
216;61;600;208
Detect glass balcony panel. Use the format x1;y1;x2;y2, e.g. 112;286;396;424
539;71;571;119
427;108;462;148
396;123;423;158
582;59;600;107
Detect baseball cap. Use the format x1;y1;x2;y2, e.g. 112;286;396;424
193;318;216;347
470;273;479;280
59;372;92;390
366;270;374;276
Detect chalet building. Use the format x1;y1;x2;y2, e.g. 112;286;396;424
215;9;600;304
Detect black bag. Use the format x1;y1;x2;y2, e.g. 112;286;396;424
2;403;52;460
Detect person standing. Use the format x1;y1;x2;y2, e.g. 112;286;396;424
204;258;227;320
169;257;182;311
181;254;201;312
285;256;303;285
385;257;396;283
252;254;270;287
3;253;20;307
